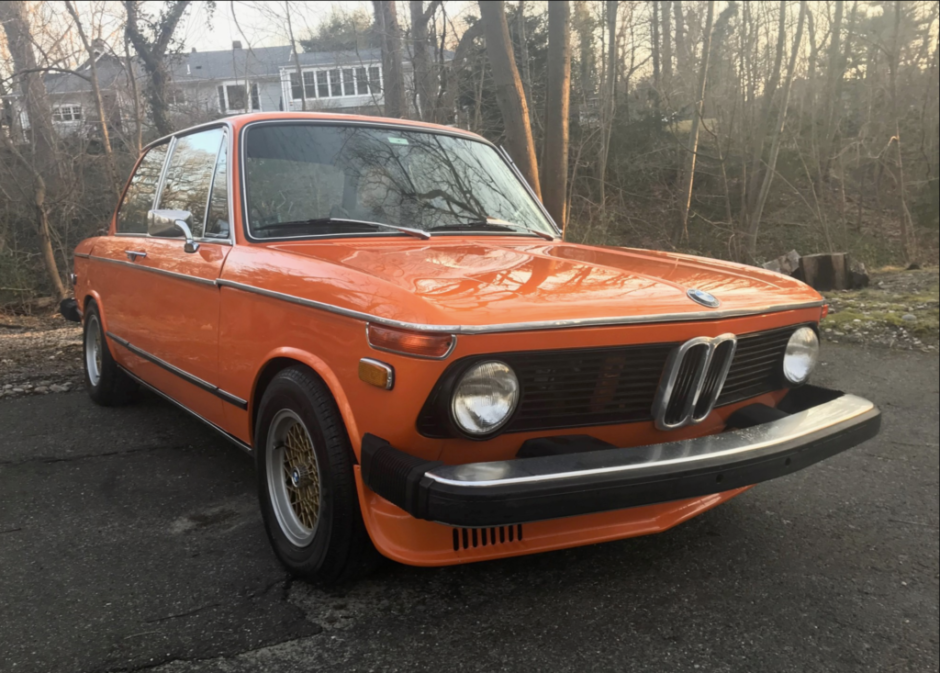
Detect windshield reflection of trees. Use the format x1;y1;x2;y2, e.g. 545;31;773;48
245;126;551;237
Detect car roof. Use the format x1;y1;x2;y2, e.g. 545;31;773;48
145;112;488;152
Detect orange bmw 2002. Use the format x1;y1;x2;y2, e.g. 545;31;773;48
62;112;881;583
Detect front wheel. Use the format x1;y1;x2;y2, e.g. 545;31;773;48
255;366;378;584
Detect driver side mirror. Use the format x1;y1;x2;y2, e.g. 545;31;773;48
147;209;200;253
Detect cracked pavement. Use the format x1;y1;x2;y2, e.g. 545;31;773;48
0;344;937;673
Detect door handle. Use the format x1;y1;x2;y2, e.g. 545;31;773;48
125;250;147;261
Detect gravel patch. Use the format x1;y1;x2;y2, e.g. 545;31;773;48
0;311;82;401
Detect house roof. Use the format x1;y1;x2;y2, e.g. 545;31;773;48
168;46;385;83
28;44;402;98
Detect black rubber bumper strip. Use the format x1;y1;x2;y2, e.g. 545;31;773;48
360;391;881;528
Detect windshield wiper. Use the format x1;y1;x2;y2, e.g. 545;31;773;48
431;217;555;241
254;217;431;240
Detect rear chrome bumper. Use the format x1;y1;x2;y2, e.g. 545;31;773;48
360;388;881;527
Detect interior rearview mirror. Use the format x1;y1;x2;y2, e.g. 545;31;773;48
147;209;200;253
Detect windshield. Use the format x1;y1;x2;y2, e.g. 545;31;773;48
243;123;555;239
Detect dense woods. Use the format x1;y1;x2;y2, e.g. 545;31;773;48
1;0;938;303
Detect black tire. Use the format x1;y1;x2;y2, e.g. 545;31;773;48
82;301;137;406
255;366;379;584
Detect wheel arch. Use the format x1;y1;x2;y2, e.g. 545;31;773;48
249;348;361;456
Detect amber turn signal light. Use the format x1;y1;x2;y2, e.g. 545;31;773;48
820;304;830;320
367;324;455;359
359;358;394;390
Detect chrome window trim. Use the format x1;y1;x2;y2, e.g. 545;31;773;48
365;323;457;360
651;333;739;431
120;366;252;453
113;122;236;246
423;394;877;488
217;278;825;335
114;139;172;237
88;254;218;287
108;331;247;409
237;118;559;244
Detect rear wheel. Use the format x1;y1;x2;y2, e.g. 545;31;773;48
83;302;136;406
255;366;378;584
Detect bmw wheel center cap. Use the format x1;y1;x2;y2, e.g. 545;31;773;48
687;288;720;308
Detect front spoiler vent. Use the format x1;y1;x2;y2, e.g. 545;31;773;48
453;525;524;551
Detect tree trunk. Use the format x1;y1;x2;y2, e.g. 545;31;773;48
819;0;845;184
440;21;484;124
124;38;143;155
597;0;619;207
286;1;307;111
123;0;191;138
889;0;915;263
651;1;661;106
544;0;571;232
479;0;542;198
746;0;807;261
373;1;407;118
673;0;715;245
746;0;788;217
410;1;440;122
0;0;67;301
673;0;686;79
516;0;536;132
64;0;120;199
661;1;673;93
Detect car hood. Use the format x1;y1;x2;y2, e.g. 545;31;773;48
261;239;823;330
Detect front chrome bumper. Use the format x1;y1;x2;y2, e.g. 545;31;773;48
360;388;881;527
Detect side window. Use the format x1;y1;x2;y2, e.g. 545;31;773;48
116;143;168;234
205;139;229;239
157;128;223;238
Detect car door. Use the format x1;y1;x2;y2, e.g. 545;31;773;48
92;141;171;366
116;127;234;428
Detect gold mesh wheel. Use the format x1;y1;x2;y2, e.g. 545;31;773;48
266;409;322;546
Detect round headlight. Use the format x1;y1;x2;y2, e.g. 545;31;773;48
783;327;819;384
451;361;519;436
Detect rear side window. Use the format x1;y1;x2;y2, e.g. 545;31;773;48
116;143;168;234
157;128;224;238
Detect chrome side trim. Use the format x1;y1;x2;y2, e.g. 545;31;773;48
652;333;738;431
365;323;457;360
120;366;252;454
74;252;91;259
218;278;825;334
88;254;218;287
107;331;247;410
424;394;877;488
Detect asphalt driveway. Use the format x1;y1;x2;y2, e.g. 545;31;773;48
1;344;937;673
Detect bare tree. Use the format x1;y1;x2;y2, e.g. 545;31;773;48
888;0;916;262
123;0;192;137
479;0;541;198
373;1;407;118
544;0;571;232
63;0;120;198
596;0;619;206
439;20;484;125
746;0;808;260
674;0;715;244
0;0;68;300
410;0;442;122
661;1;672;93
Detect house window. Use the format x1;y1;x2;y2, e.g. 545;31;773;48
328;69;341;97
286;66;382;101
289;72;303;100
356;67;369;94
303;71;316;99
218;82;260;112
52;104;82;123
